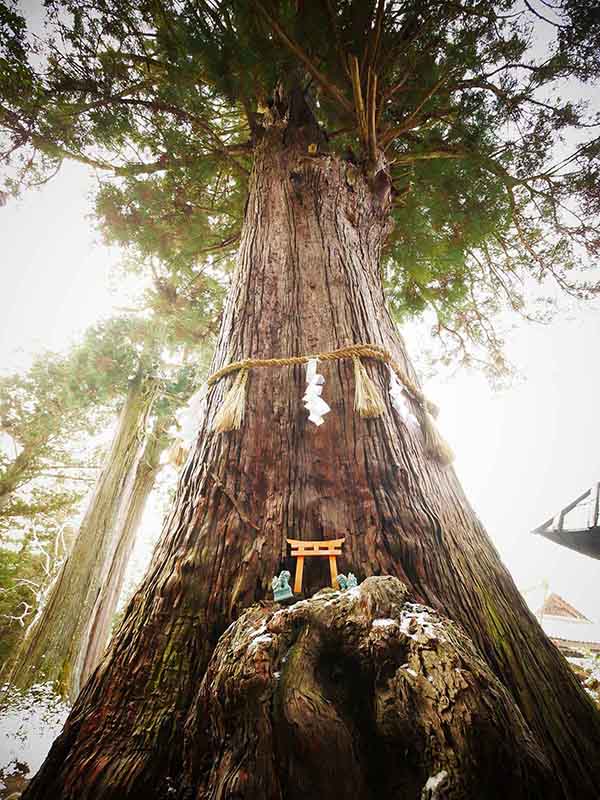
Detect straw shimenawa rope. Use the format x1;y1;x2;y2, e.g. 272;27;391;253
212;368;249;433
206;343;453;465
207;344;438;416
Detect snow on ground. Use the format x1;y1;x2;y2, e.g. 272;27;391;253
566;652;600;707
0;683;69;789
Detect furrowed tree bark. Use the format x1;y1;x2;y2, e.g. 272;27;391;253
8;373;159;700
78;421;167;689
23;96;600;799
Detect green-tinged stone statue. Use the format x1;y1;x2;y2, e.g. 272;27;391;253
272;570;293;603
337;573;359;591
347;573;358;589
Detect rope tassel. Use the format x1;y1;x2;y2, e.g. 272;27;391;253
205;344;453;465
212;369;248;433
353;358;385;418
420;408;454;466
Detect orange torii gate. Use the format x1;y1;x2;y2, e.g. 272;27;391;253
286;537;345;594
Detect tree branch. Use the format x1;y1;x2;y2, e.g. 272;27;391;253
253;0;354;115
381;73;451;147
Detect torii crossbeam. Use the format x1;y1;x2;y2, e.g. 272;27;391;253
287;537;345;593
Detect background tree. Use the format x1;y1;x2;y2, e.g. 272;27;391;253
0;506;76;666
0;312;184;521
76;417;169;690
7;370;161;699
1;1;599;798
4;312;211;699
0;343;120;514
0;326;139;666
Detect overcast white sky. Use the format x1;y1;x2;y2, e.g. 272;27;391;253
1;159;599;622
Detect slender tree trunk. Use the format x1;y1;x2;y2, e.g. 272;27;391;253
78;423;166;688
23;97;600;799
0;447;34;511
8;373;159;700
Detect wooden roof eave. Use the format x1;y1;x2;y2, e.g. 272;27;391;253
534;526;600;561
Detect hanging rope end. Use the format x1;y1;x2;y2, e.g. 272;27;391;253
212;369;249;433
421;409;454;466
354;357;386;418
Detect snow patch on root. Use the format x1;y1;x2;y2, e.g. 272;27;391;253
400;603;444;643
421;769;449;798
247;632;274;655
372;618;397;628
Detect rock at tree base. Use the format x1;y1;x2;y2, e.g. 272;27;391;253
183;576;556;800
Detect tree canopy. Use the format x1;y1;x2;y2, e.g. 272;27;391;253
1;0;599;373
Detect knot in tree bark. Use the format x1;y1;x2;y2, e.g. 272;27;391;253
183;576;557;800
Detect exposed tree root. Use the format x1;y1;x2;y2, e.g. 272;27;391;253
183;576;556;800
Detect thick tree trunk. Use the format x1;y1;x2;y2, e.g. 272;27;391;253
8;373;159;700
23;104;600;799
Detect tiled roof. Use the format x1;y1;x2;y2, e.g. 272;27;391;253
537;592;590;621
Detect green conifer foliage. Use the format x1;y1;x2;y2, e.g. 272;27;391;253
0;310;209;669
1;0;599;371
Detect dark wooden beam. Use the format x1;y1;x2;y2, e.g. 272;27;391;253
558;488;591;531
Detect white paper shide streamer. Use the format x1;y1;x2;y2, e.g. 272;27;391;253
303;358;331;426
166;383;209;467
176;383;209;444
388;366;418;428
